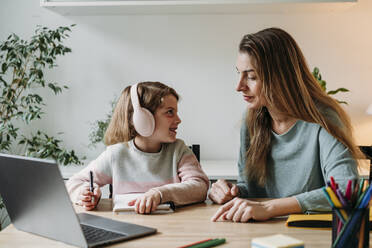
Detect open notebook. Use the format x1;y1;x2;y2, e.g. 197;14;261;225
113;193;175;214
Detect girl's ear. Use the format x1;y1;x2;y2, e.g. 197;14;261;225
130;84;155;137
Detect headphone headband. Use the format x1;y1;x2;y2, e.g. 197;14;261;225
130;83;155;137
130;84;140;109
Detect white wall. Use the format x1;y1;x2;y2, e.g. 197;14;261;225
0;0;371;163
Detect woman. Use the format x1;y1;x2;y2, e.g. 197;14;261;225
208;28;360;223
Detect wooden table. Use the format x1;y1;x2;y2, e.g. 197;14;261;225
0;199;334;247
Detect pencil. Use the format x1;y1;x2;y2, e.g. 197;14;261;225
335;189;348;208
89;170;94;203
188;238;226;248
345;180;353;201
336;221;342;236
178;239;213;248
325;187;348;220
358;218;366;248
322;188;346;224
330;176;338;192
332;186;372;247
362;180;368;192
357;179;365;198
352;180;360;206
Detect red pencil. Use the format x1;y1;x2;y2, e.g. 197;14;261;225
330;176;338;191
178;239;213;248
345;180;352;201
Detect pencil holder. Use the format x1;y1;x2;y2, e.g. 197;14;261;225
331;207;369;248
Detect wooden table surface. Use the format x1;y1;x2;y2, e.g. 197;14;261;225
0;199;335;247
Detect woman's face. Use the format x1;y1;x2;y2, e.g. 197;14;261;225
152;94;181;143
235;52;265;110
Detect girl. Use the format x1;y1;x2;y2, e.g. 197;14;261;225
67;82;209;214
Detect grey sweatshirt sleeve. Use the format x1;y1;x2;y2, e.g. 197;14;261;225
295;127;359;212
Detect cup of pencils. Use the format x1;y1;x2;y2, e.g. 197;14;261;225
323;177;372;248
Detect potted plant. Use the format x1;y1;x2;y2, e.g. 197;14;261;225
312;67;349;104
0;198;9;231
88;98;116;148
0;24;84;230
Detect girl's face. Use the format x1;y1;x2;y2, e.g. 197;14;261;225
152;94;181;143
235;52;265;110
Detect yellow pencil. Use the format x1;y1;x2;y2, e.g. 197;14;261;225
325;187;348;220
362;180;368;192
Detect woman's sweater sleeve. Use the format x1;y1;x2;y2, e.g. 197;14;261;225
153;149;210;206
294;127;359;212
66;148;113;203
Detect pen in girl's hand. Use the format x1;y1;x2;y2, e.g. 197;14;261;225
90;171;94;203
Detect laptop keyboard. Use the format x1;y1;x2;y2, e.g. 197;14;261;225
81;224;127;244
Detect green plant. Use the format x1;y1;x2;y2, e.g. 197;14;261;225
0;25;84;165
312;67;349;104
0;197;3;230
0;196;5;229
0;196;10;230
89;98;117;147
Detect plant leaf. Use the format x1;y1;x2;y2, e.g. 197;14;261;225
0;25;84;166
327;88;350;95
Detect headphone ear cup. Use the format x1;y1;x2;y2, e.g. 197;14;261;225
130;84;155;137
132;107;155;137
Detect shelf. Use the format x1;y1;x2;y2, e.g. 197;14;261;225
40;0;358;15
201;160;238;181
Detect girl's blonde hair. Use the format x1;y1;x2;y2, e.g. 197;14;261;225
239;27;362;186
104;82;179;146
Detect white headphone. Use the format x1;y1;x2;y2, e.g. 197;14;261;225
130;83;155;137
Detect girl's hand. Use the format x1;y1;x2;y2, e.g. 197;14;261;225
128;190;161;214
77;183;101;211
211;198;272;222
208;179;239;204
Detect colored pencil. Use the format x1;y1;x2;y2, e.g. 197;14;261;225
178;239;213;248
188;238;226;248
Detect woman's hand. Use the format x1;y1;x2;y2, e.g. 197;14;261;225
208;179;239;204
128;190;161;214
211;198;272;222
77;183;101;211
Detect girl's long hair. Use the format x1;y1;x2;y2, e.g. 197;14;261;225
239;28;361;186
104;82;179;146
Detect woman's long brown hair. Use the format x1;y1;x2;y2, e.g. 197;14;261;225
239;28;361;186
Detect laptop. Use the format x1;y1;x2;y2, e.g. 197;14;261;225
0;153;157;247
